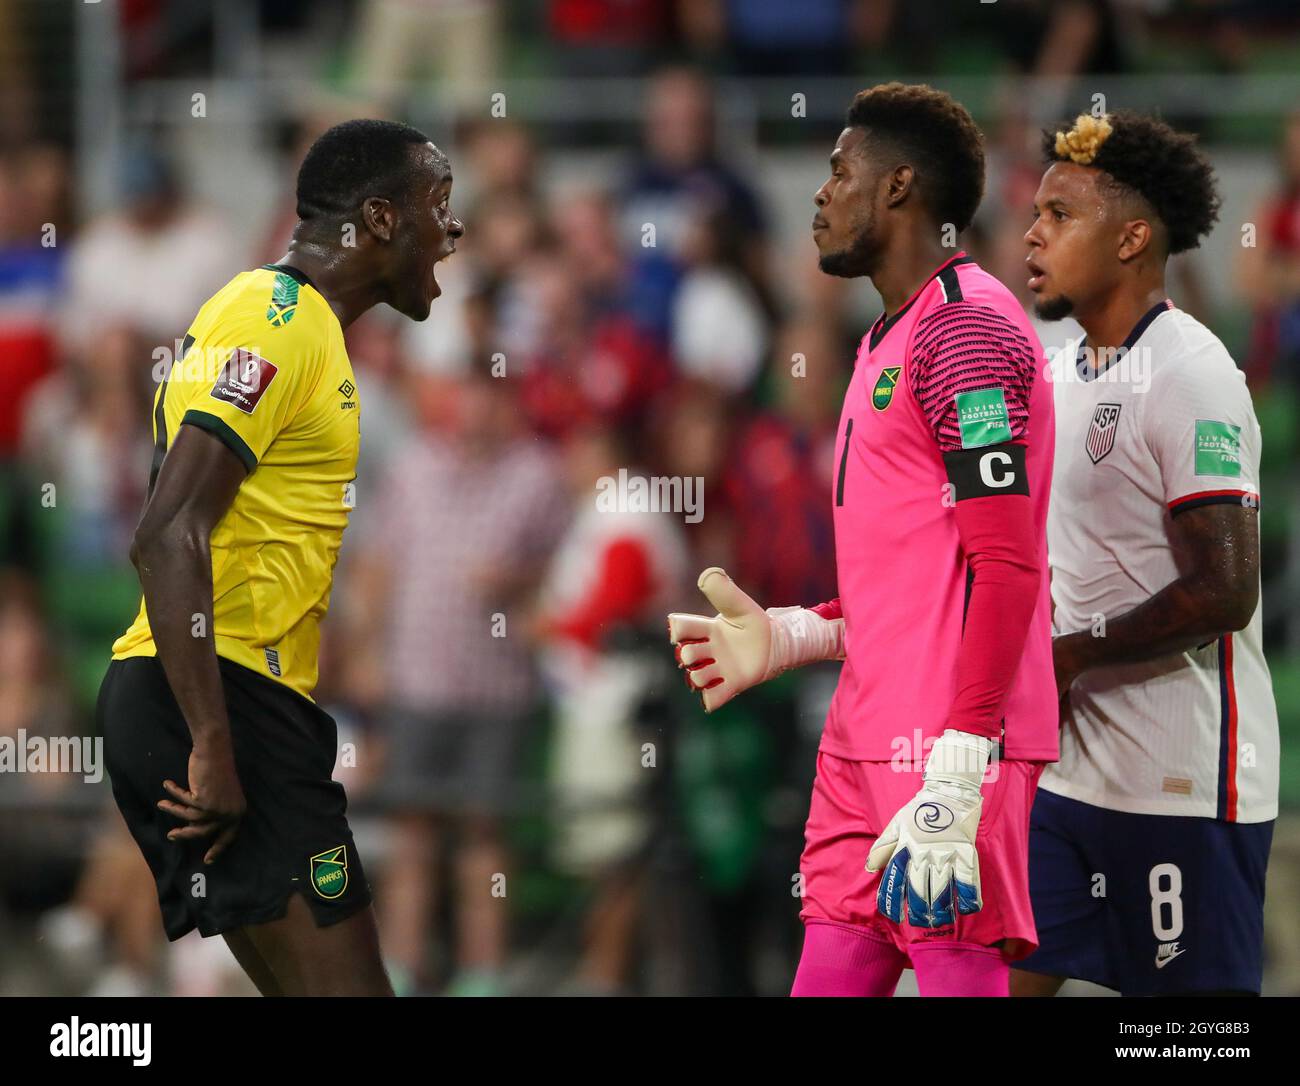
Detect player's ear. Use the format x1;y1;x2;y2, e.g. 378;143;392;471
886;163;914;209
1117;217;1154;263
361;196;396;243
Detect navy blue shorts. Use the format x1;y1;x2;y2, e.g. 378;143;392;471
1016;788;1272;995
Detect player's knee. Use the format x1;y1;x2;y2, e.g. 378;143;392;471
260;895;393;996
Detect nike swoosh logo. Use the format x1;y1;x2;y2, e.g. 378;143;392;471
1154;949;1186;969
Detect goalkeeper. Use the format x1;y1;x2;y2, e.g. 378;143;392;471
669;85;1058;997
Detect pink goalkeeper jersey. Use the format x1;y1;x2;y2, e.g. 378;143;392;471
822;253;1058;761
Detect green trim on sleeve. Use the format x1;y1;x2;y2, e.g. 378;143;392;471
181;410;258;472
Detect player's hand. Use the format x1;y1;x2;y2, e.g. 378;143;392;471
667;568;847;713
866;730;992;928
158;739;248;864
1051;632;1088;700
668;568;776;713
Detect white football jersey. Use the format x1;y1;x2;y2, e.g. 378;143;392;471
1043;301;1278;823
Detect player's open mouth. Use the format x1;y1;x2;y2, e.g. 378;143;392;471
428;248;455;298
1026;257;1046;291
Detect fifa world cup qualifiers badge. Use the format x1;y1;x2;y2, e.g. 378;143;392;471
310;846;349;899
211;349;279;414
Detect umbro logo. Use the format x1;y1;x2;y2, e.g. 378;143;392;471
1154;941;1186;969
338;379;357;409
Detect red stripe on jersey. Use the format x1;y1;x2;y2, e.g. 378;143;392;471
1167;489;1254;512
1224;634;1239;822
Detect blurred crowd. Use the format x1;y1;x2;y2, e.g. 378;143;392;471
1;0;1300;997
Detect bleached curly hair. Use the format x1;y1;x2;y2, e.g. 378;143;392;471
1043;110;1220;254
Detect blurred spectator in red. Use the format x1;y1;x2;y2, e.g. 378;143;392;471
0;144;69;458
532;423;688;993
720;317;840;608
647;379;734;577
63;139;235;348
547;0;672;76
516;251;671;440
619;66;769;341
349;366;569;996
1240;109;1300;385
21;322;152;569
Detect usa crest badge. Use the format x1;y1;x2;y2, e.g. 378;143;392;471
1086;403;1122;464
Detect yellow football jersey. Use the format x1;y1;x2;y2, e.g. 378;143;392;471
112;264;360;700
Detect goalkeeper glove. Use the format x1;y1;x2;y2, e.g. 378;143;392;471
866;729;993;928
666;567;845;713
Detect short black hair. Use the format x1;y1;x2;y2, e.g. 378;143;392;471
1043;110;1221;254
844;83;986;232
295;118;437;221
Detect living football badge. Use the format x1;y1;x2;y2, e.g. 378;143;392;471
310;846;348;899
1086;403;1122;464
872;366;901;411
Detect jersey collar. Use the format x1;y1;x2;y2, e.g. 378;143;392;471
1074;297;1174;381
262;262;317;292
868;252;975;352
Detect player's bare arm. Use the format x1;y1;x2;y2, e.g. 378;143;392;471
131;424;249;863
1054;501;1259;697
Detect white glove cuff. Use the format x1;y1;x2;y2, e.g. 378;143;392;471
764;606;846;680
924;729;993;794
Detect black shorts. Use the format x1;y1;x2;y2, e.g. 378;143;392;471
98;655;372;941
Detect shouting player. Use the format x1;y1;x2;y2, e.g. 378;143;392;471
1012;112;1278;996
668;84;1058;997
99;120;462;996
